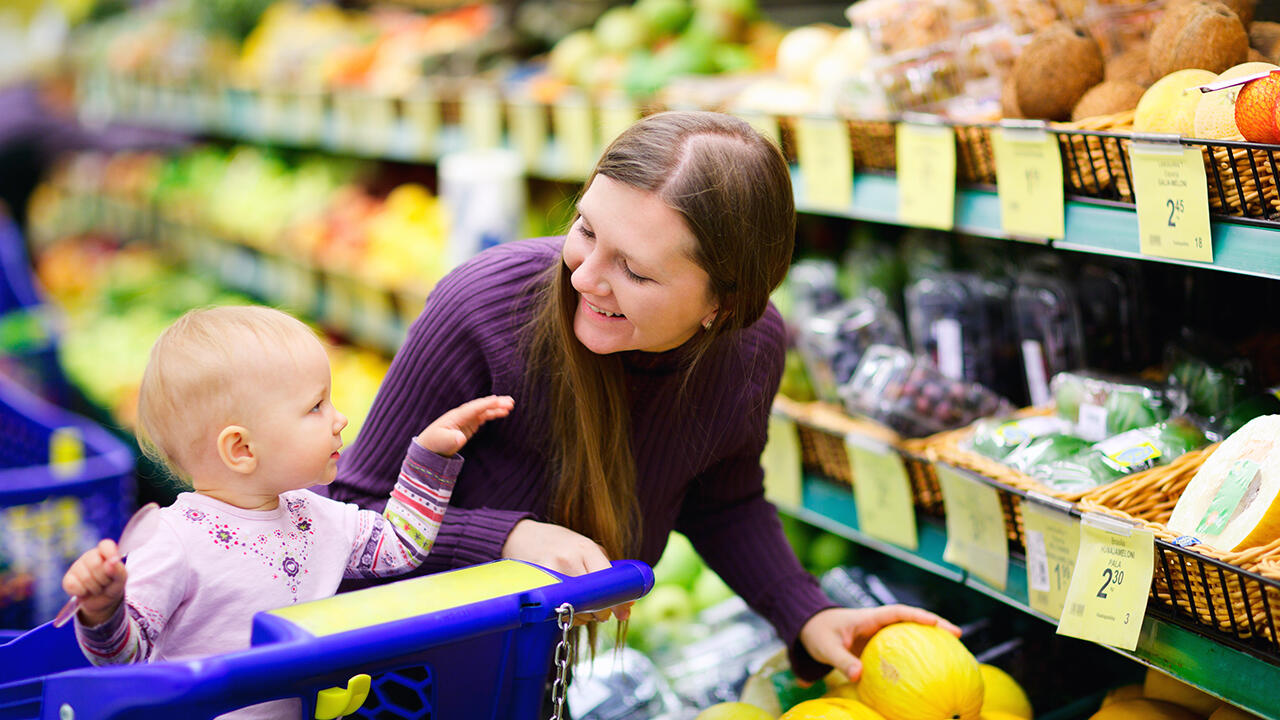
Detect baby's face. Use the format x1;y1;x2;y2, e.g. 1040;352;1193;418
244;337;349;492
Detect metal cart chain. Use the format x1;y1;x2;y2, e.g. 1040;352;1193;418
549;602;575;720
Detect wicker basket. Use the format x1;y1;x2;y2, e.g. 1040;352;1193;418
1195;141;1280;222
848;119;897;172
1076;445;1280;648
954;124;996;185
1052;111;1135;202
772;397;945;516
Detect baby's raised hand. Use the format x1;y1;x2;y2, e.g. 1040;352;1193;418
61;539;127;627
415;395;514;457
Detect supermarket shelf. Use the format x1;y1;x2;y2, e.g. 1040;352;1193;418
794;172;1280;281
777;477;1280;720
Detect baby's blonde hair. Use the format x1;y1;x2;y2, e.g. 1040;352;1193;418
136;305;319;482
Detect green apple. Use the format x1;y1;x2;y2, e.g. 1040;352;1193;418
549;29;599;83
695;701;774;720
594;7;650;56
805;533;852;575
635;0;692;37
652;531;703;589
692;568;736;611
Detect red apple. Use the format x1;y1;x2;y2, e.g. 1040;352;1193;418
1235;70;1280;144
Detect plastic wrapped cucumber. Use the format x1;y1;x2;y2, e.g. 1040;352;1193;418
1050;371;1186;442
967;415;1073;460
1028;418;1208;493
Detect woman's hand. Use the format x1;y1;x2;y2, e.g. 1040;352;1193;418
798;605;962;683
502;519;634;623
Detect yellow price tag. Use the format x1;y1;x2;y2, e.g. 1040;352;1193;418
897;122;956;230
795;116;854;212
847;434;917;550
403;91;441;159
508;101;548;171
1022;493;1080;620
762;415;803;507
554;99;596;180
462;87;503;150
993;126;1064;240
598;101;639;150
49;427;85;477
937;464;1007;590
1056;512;1154;651
735;111;781;148
1129;142;1213;263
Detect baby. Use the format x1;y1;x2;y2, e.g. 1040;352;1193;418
60;305;512;717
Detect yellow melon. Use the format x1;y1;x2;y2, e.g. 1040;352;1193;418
978;665;1032;719
1100;684;1144;707
1209;704;1263;720
824;683;862;701
697;702;779;720
983;713;1030;720
1089;699;1202;720
780;699;859;720
1143;668;1222;716
1193;62;1280;139
1134;69;1219;132
821;698;885;719
858;623;983;720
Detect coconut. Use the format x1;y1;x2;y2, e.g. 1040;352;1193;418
1001;72;1023;118
1168;0;1255;27
1251;21;1280;63
1014;22;1106;120
1149;1;1249;78
1106;42;1154;86
1072;80;1146;120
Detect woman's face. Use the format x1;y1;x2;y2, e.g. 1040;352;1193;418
563;175;719;355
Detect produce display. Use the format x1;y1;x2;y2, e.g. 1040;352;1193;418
794;296;907;405
1050;372;1184;442
1030;418;1208;493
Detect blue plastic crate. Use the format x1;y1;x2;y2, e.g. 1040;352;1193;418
0;372;135;630
0;558;654;720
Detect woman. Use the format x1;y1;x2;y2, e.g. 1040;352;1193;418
324;111;958;683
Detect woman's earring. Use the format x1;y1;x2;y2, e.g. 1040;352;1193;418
702;317;713;331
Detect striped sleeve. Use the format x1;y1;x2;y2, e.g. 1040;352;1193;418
74;601;161;665
346;441;463;578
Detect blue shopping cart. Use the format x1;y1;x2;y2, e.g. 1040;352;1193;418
0;372;135;633
0;558;654;720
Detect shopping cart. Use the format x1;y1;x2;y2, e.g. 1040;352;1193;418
0;371;135;633
0;558;654;720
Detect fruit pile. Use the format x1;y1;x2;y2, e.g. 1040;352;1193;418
695;622;1033;720
1093;669;1265;720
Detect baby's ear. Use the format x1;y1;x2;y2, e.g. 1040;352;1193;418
216;426;257;474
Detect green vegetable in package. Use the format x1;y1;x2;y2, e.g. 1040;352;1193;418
1004;433;1092;474
968;415;1072;460
1050;371;1183;441
1028;417;1208;493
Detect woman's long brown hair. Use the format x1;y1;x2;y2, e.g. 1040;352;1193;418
524;111;796;565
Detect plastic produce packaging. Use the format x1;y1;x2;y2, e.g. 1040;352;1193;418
568;646;685;720
906;271;1019;401
967;414;1074;460
1029;417;1207;493
785;259;843;329
1013;271;1085;406
1004;432;1093;474
794;296;908;404
840;344;1012;437
1165;344;1253;429
1077;260;1150;372
1050;371;1186;442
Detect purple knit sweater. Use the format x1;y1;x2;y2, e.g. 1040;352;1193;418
321;237;836;677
